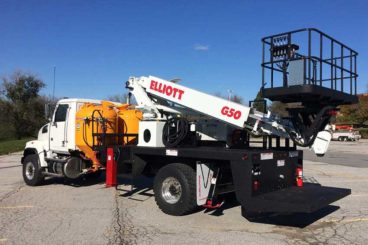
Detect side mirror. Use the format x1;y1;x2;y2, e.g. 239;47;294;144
45;104;50;120
44;103;56;122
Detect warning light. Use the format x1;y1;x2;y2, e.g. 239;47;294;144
296;167;303;187
253;180;260;191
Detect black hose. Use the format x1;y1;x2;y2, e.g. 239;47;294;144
82;121;93;149
288;106;335;147
162;118;189;147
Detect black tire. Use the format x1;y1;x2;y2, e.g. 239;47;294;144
153;163;197;216
344;137;348;142
338;136;343;141
22;154;44;186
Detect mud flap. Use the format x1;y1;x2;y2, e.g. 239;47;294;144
196;162;214;205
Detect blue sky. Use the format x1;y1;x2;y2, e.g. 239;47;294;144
0;0;367;101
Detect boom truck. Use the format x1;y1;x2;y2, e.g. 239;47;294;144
22;29;358;216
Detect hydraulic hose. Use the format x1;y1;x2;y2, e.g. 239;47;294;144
287;106;335;147
162;118;189;147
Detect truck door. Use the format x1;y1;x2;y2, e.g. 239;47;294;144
50;104;70;152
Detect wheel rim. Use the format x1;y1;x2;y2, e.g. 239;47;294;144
25;162;35;180
161;177;182;204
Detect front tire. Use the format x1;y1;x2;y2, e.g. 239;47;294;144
22;154;44;186
153;163;197;216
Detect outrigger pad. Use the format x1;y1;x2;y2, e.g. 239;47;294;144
244;183;350;213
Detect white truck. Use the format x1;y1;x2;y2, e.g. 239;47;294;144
21;28;357;217
332;130;361;141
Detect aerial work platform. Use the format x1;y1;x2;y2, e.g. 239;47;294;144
261;28;358;107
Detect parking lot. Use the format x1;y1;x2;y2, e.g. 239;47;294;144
1;140;368;245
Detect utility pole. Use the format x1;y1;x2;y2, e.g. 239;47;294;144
52;66;56;101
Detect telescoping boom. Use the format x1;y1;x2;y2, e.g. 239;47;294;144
126;75;332;156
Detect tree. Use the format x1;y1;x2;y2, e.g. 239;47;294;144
252;90;266;112
231;95;244;104
337;94;368;126
106;93;138;105
106;94;128;103
2;72;46;139
213;92;244;104
269;101;288;117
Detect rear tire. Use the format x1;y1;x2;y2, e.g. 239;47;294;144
153;163;197;216
22;154;44;186
338;136;343;141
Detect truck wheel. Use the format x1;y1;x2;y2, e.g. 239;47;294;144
338;137;343;141
22;154;44;186
153;163;197;216
344;137;348;142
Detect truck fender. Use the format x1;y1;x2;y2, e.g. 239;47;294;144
196;162;214;205
23;140;47;167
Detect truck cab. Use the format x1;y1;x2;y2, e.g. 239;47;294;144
22;98;102;185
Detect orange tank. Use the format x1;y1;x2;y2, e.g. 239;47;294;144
117;105;142;145
76;101;118;168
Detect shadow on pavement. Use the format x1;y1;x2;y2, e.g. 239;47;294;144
40;173;341;228
242;205;340;228
41;172;105;187
116;175;154;201
203;193;240;216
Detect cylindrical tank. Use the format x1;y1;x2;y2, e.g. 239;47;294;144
117;105;143;145
76;101;118;168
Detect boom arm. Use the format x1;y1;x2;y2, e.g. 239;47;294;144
126;75;332;155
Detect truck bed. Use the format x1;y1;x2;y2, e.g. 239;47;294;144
118;145;351;214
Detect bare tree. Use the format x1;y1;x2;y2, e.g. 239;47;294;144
213;92;244;104
106;94;128;103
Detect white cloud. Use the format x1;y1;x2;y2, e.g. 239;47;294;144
193;44;209;51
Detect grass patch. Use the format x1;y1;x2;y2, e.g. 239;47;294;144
0;138;34;155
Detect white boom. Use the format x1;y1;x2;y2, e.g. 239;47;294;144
126;75;331;155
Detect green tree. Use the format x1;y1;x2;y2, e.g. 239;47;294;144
337;95;368;126
2;72;46;139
